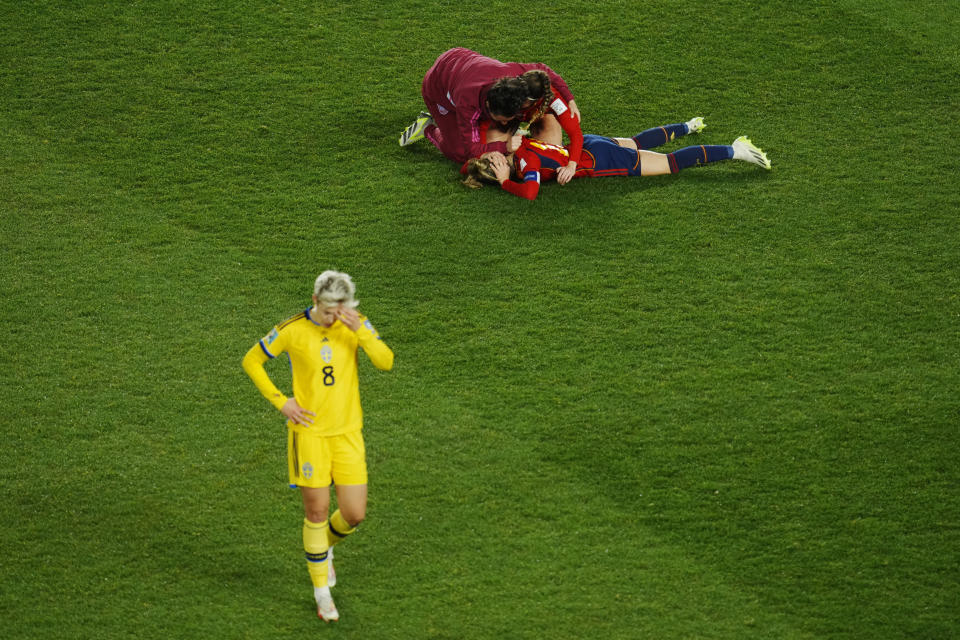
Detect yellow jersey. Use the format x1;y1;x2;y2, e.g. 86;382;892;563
242;308;394;437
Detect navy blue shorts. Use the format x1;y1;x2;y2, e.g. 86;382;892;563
581;134;642;177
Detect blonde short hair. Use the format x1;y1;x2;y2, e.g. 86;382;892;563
313;270;359;308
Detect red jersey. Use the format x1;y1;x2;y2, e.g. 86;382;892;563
422;48;575;162
499;137;596;200
498;134;651;200
521;94;583;167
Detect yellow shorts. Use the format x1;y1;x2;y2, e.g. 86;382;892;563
287;428;368;488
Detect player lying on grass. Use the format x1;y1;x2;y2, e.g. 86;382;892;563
242;271;394;623
462;116;771;200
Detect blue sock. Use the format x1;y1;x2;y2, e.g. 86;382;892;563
667;145;734;173
632;123;689;149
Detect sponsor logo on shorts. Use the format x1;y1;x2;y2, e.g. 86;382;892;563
302;462;314;478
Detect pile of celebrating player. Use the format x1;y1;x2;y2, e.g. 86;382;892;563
400;47;771;200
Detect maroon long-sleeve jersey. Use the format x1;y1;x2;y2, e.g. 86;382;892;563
422;48;575;162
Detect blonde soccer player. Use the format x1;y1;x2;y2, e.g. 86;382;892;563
242;271;394;622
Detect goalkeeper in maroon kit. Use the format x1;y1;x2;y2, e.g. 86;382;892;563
399;48;580;165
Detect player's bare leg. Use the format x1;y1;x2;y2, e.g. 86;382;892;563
528;113;562;145
334;484;368;527
316;483;367;596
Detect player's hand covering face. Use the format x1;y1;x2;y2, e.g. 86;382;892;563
334;307;361;331
314;304;362;331
488;152;511;183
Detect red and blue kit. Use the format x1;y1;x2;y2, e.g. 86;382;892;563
523;94;583;168
421;48;575;164
496;121;737;200
502;134;637;200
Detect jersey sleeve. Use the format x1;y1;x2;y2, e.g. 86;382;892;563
549;96;583;166
461;115;509;159
451;89;509;161
242;340;289;410
257;325;287;359
500;175;540;200
356;316;395;371
500;150;541;200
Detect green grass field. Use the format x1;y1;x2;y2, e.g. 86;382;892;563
2;1;958;638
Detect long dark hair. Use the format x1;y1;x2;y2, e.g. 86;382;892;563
486;76;529;119
520;70;553;124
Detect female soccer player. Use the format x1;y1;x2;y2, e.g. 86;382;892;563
462;117;771;200
514;69;583;185
399;47;579;164
241;271;394;623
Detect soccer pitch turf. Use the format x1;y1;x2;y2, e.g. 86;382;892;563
2;1;958;638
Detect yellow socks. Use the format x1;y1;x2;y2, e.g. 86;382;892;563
326;509;356;548
303;511;357;589
303;518;330;588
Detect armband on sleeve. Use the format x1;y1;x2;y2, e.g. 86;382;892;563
500;173;540;200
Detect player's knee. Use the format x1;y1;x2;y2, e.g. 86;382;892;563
530;114;562;145
305;509;328;524
345;510;365;528
303;501;331;524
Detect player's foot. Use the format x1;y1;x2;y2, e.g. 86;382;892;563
399;111;433;146
686;116;705;134
315;586;339;622
327;547;336;588
732;135;771;169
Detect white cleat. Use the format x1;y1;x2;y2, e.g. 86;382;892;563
686;116;705;134
399;111;433;146
732;135;771;170
315;587;340;622
327;547;336;588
